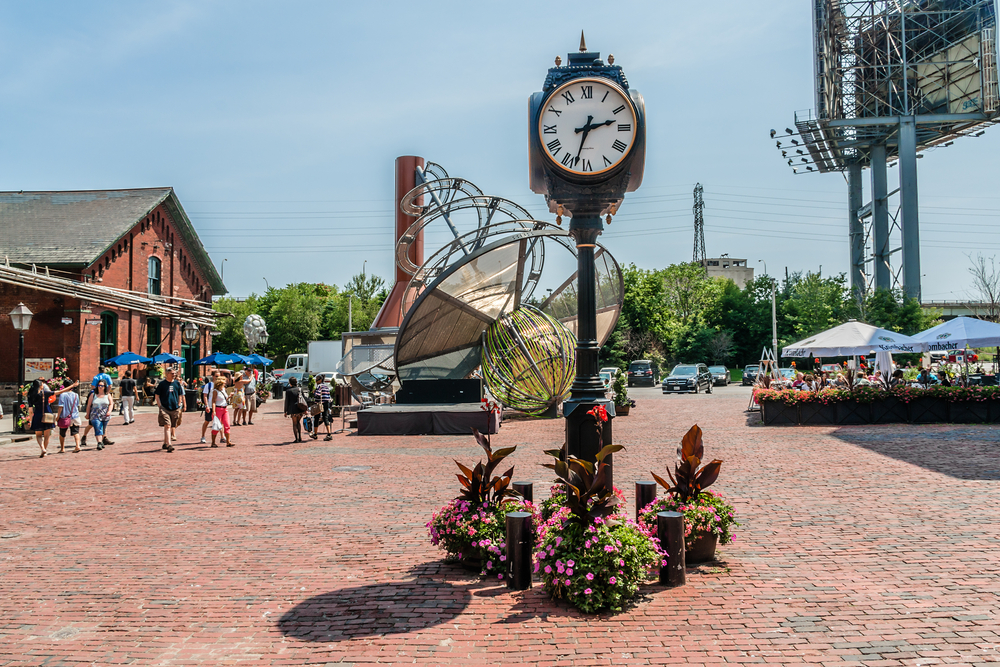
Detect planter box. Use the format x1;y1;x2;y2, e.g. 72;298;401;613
797;401;836;425
760;400;798;426
616;404;631;416
909;397;949;424
950;400;988;424
836;400;871;425
872;396;908;424
990;401;1000;423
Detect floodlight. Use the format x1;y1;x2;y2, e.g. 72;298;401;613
776;141;781;148
770;129;776;138
800;158;808;162
791;139;800;145
785;128;793;134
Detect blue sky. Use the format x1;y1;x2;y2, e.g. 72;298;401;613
2;0;998;302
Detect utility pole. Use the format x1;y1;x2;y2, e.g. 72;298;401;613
759;260;778;362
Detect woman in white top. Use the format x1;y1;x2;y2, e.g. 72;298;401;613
210;371;233;447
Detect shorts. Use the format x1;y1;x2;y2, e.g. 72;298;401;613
321;401;332;425
59;424;80;437
204;408;214;422
247;393;258;412
158;408;183;428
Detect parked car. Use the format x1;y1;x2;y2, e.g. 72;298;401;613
314;371;347;386
708;365;730;386
779;368;796;380
278;371;305;389
742;364;758;386
599;370;613;389
662;363;713;394
600;366;621;379
627;359;659;387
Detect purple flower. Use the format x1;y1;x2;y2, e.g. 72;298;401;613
564;578;571;585
544;565;552;574
498;573;503;580
486;561;493;569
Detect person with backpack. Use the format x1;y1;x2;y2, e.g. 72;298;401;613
154;367;186;453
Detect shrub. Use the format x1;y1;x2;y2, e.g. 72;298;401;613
428;497;536;580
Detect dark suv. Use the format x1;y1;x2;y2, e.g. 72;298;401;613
627;360;659;387
742;365;758;386
662;364;713;394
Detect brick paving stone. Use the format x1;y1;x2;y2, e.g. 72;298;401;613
1;386;999;665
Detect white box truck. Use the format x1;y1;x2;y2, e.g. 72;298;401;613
307;340;342;374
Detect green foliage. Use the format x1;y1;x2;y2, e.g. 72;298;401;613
638;490;739;548
211;272;388;361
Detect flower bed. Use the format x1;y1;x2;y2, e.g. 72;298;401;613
534;506;661;613
637;490;738;553
756;385;1000;425
428;497;536;579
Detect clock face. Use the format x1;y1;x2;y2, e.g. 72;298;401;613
538;77;637;176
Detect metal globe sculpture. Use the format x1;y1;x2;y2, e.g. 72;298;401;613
243;314;267;352
481;305;577;417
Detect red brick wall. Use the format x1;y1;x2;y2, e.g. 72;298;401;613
0;201;215;383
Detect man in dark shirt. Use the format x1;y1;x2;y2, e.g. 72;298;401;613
120;370;137;425
154;367;186;453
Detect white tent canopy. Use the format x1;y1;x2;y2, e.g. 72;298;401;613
911;316;1000;351
782;320;927;358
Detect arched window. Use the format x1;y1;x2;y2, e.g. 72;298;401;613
146;317;161;358
148;256;161;295
100;311;118;364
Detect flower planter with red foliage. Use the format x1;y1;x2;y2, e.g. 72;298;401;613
686;533;719;564
757;385;1000;425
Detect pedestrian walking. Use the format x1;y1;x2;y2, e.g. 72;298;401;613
231;370;249;426
210;372;233;447
200;373;215;444
311;376;333;441
154;367;186;453
119;370;137;425
81;366;115;448
84;381;114;451
283;376;307;442
28;378;80;457
243;368;257;425
56;378;83;453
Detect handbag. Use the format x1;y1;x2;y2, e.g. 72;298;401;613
210;415;223;431
302;415;312;432
57;415;72;429
309;403;322;416
296;390;308;412
42;412;56;424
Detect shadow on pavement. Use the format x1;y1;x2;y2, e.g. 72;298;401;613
277;575;472;641
830;426;1000;480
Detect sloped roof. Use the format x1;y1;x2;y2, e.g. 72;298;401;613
0;187;225;294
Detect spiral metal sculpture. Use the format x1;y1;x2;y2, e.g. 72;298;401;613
481;306;577;417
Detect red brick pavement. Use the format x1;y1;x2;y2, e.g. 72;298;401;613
1;387;999;666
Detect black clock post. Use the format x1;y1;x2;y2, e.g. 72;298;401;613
528;36;646;485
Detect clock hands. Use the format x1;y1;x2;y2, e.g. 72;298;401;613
573;116;616;166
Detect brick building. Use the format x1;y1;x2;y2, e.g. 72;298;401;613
0;188;225;386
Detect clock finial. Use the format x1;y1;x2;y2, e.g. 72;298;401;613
579;30;587;53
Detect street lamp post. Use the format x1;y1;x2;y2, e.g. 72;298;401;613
759;260;778;363
9;303;34;432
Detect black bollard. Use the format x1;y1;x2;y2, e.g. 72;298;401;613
635;481;657;521
657;511;685;586
506;511;533;590
512;481;533;503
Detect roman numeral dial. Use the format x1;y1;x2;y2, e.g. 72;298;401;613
538;77;637;176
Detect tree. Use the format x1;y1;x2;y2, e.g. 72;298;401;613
211;295;259;355
707;330;735;365
968;253;1000;321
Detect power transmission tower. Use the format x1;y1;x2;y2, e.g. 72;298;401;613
692;183;706;265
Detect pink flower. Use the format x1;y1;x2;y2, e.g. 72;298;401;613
584;588;592;594
567;560;575;567
609;576;617;584
565;578;571;585
566;568;573;575
486;561;493;569
544;565;552;574
585;572;594;581
498;573;503;580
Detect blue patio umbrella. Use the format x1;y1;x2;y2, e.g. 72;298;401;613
104;351;152;366
232;354;256;364
150;352;185;364
245;354;273;366
193;352;242;366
